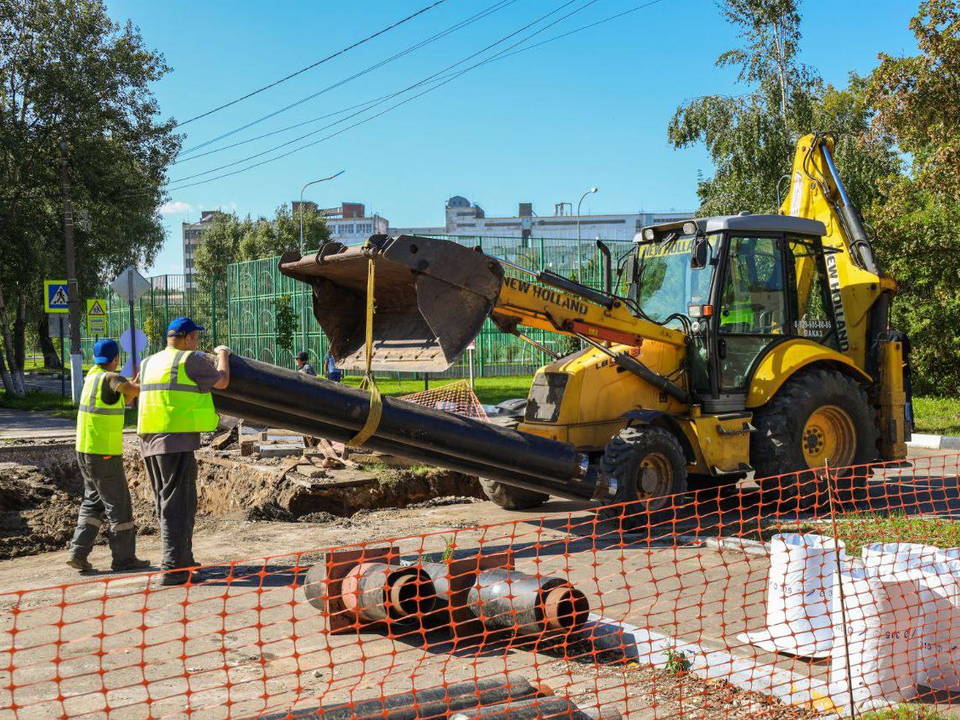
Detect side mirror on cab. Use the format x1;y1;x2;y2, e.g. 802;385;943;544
690;234;709;270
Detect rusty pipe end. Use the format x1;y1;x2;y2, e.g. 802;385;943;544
387;567;438;619
340;561;382;615
543;584;590;632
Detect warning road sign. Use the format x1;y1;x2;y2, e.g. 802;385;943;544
44;280;69;314
86;298;108;337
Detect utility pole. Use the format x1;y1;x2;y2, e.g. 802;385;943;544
60;139;83;402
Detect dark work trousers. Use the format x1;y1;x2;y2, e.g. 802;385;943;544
70;453;137;567
144;452;198;571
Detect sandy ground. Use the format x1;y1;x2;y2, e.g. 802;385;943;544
0;446;958;718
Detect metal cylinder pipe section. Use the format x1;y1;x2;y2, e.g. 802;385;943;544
468;569;590;637
302;561;436;625
212;355;595;501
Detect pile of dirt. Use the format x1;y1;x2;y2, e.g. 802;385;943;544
0;442;485;559
0;457;155;560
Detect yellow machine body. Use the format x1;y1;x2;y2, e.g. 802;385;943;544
281;133;909;494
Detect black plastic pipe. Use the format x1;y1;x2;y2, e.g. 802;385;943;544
213;396;594;501
265;674;541;719
214;355;589;493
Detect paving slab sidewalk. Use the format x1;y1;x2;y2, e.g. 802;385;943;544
0;407;75;440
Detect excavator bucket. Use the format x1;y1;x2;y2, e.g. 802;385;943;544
278;235;504;372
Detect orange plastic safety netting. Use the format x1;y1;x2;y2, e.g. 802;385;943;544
2;452;960;718
400;380;488;421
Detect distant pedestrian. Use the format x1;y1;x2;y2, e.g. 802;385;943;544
68;339;150;574
325;350;343;382
138;317;230;586
295;351;316;376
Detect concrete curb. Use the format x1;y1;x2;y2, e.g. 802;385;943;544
907;433;960;450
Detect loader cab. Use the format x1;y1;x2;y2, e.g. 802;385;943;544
633;215;838;414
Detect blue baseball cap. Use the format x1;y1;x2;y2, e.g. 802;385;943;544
93;338;120;364
167;317;205;337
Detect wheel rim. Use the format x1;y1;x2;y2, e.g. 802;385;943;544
802;405;857;468
637;452;673;498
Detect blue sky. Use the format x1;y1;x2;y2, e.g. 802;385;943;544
103;0;919;276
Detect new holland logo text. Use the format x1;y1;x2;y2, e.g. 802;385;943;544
825;254;849;352
504;277;589;314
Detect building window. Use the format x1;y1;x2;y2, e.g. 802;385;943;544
357;223;372;235
342;224;355;234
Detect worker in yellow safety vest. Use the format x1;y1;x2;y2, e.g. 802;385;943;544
68;338;150;574
137;317;230;586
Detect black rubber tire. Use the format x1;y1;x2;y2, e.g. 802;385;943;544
598;426;688;529
751;367;878;510
478;417;550;510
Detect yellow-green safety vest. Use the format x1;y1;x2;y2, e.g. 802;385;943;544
137;347;219;434
76;366;125;455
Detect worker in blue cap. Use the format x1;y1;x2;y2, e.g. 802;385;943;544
137;317;231;586
68;338;150;574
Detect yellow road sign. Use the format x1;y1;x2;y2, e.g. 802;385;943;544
44;279;69;314
86;298;108;337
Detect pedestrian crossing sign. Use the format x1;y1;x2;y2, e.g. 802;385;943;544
44;279;69;314
86;298;108;336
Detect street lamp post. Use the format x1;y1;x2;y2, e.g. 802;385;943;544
298;170;345;353
576;187;599;276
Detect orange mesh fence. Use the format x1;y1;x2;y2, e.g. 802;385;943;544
400;380;488;421
2;452;960;718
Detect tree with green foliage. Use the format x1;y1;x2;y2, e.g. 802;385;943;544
274;294;297;357
0;0;179;394
192;203;331;291
866;0;960;393
667;0;898;215
193;213;249;292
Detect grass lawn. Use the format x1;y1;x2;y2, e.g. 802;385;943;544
0;389;78;420
794;512;960;556
342;375;533;406
860;706;949;719
913;396;960;436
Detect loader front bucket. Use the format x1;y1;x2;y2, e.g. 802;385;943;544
278;235;504;372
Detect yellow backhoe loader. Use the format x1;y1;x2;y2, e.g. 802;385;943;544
277;133;911;514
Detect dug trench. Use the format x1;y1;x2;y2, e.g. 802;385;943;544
0;439;483;560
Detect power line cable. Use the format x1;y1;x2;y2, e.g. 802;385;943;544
115;0;675;198
177;0;520;161
178;0;673;165
168;0;592;185
176;0;451;127
165;0;607;191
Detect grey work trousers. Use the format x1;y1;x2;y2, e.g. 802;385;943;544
143;452;198;571
70;453;137;566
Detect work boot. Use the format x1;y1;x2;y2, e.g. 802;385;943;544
157;570;203;587
66;556;93;574
111;557;152;572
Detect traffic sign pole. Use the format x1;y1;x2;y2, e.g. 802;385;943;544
59;318;65;399
128;274;137;378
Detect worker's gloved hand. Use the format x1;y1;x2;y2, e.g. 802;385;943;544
214;345;232;355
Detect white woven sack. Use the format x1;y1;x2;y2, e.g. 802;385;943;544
830;566;920;706
863;543;960;691
738;533;840;658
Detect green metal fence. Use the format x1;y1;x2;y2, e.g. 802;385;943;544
78;236;636;377
79;274;227;365
227;235;636;377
